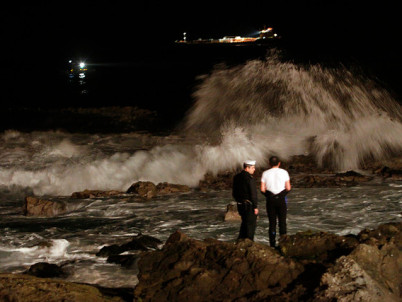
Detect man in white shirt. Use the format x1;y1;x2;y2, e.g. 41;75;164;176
260;156;291;247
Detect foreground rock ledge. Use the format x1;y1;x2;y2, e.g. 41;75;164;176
134;231;304;302
134;222;402;302
0;274;124;302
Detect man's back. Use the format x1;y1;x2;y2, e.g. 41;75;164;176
261;167;289;195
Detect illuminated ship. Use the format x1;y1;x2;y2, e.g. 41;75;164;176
68;60;88;79
175;27;280;45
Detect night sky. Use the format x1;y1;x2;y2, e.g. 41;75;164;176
1;1;401;101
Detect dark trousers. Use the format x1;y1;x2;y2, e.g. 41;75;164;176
238;203;257;240
266;196;287;247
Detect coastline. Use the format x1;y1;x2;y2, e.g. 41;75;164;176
1;220;400;301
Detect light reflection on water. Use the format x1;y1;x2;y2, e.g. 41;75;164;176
0;184;400;287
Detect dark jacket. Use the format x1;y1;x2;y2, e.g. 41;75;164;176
232;170;258;209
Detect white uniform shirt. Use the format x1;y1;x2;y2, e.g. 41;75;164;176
261;167;290;195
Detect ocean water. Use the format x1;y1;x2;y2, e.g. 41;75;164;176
0;48;401;288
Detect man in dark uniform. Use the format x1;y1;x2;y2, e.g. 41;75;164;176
232;160;259;240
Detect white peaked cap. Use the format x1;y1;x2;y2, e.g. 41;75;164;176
244;160;256;166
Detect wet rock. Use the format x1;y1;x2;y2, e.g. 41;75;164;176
224;202;241;221
0;273;124;301
334;170;373;183
285;155;330;174
133;223;401;301
96;234;162;258
71;189;123;199
156;182;191;194
107;254;138;268
126;181;191;199
198;171;235;191
292;172;373;188
165;229;189;244
96;244;126;257
134;231;304;302
26;262;66;278
126;181;157;199
313;222;402;301
314;240;401;302
376;166;402;180
23;196;67;217
357;221;402;247
279;231;359;263
125;234;163;250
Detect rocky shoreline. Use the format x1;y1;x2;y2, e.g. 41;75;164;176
0;221;400;301
2;154;401;301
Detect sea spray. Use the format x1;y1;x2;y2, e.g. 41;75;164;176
0;56;401;195
184;55;402;170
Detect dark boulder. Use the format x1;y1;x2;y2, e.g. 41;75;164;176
96;234;162;258
26;262;66;278
106;254;138;268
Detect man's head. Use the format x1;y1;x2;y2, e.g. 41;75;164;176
269;156;280;167
243;160;256;175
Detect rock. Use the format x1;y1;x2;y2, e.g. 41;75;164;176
198;171;235;191
126;181;191;199
224;202;241;221
165;230;189;244
134;231;304;302
131;223;401;301
279;231;359;263
23;196;67;217
96;244;126;257
334;170;373;184
313;222;402;301
286;155;330;174
376;166;402;180
292;172;372;188
126;234;163;250
71;190;123;199
126;181;157;199
26;262;66;278
357;222;402;246
0;273;124;301
107;254;138;268
96;234;162;258
314;241;401;302
156;182;191;194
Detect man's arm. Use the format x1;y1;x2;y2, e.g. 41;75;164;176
249;178;259;215
285;180;291;191
260;181;266;193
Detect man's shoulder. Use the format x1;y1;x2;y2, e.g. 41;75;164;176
234;170;248;179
